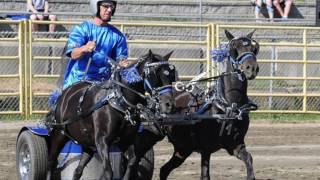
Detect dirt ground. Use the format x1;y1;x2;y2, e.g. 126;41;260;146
1;121;320;180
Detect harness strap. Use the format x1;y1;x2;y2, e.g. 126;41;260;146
47;88;113;127
121;96;137;109
196;102;212;115
80;95;111;118
110;80;146;100
77;84;93;117
184;72;237;85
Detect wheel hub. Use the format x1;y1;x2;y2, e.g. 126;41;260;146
19;143;31;179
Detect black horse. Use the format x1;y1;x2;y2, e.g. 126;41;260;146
122;31;259;179
45;50;177;180
159;30;260;180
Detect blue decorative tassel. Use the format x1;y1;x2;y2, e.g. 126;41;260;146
211;44;229;62
48;89;62;109
120;65;143;84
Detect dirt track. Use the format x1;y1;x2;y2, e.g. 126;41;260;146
1;121;320;180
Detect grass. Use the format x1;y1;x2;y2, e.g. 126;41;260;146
0;114;45;121
251;113;320;123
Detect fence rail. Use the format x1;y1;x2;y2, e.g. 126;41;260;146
0;19;319;119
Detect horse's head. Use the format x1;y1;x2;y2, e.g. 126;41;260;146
120;50;177;114
225;30;260;80
137;50;177;113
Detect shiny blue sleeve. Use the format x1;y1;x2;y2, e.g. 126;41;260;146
65;23;88;58
115;35;128;61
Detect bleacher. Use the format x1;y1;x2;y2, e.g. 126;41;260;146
0;0;317;26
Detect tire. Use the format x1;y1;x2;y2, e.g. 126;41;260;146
16;130;48;180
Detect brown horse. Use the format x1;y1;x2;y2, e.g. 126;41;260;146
45;50;177;180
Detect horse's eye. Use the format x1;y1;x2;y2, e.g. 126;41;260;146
163;70;170;76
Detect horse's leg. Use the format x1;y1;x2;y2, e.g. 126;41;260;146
96;136;113;180
96;138;113;180
160;149;192;180
95;127;113;180
200;151;211;180
234;144;255;180
122;145;137;180
123;128;164;180
47;129;68;180
72;148;93;180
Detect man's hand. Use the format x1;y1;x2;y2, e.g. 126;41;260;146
82;41;96;53
119;59;130;68
71;41;96;60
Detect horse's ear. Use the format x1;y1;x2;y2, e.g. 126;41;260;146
148;49;153;57
252;40;260;55
225;30;234;41
163;51;174;61
247;29;256;39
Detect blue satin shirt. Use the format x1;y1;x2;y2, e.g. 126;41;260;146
63;21;128;88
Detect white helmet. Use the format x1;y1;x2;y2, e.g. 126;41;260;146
90;0;117;16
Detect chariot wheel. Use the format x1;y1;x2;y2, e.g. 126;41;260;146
16;130;48;180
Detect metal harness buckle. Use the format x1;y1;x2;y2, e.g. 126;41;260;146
125;110;136;125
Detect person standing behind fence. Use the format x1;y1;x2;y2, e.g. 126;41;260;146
27;0;57;32
254;0;274;21
62;0;129;89
273;0;293;20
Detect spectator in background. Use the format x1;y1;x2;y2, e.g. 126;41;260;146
254;0;274;21
273;0;293;20
27;0;57;32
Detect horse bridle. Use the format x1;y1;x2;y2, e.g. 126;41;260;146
226;36;259;76
106;58;176;112
142;60;176;97
228;37;259;58
229;52;257;72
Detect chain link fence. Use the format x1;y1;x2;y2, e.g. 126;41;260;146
0;20;25;120
214;25;320;113
0;19;319;119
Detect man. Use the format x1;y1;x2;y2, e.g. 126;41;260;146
27;0;57;32
63;0;129;89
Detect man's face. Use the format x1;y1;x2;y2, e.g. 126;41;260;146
99;2;115;22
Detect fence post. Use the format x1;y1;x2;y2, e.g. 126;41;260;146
269;39;277;110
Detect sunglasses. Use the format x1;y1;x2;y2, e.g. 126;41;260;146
100;3;115;10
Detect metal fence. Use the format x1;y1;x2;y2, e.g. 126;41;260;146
0;20;25;117
214;25;320;113
0;19;319;119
